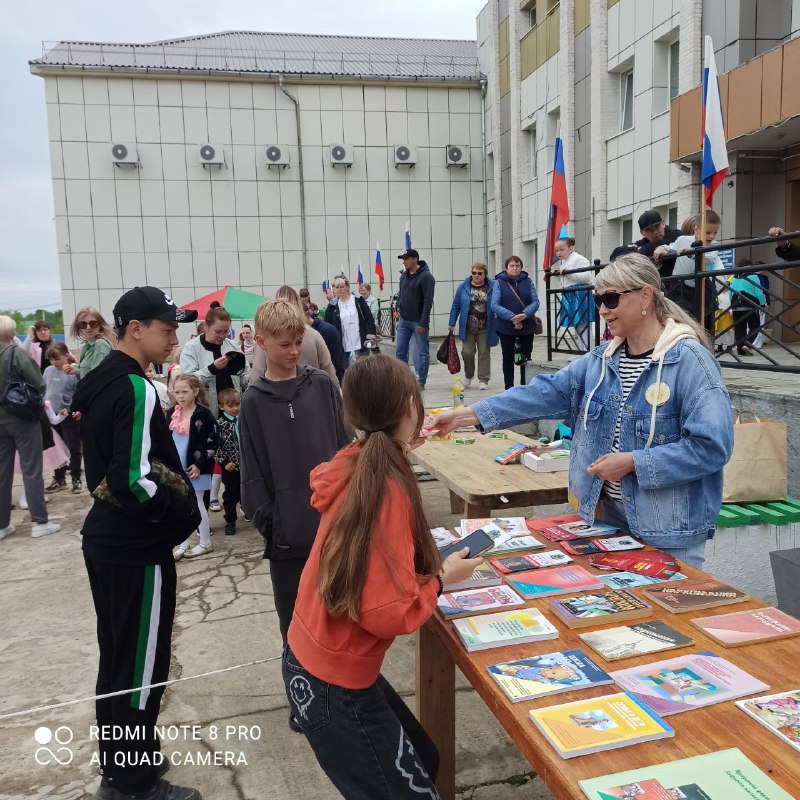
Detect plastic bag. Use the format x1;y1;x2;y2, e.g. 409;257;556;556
446;334;461;374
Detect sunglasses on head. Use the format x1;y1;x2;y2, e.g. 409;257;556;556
593;288;641;310
79;320;100;329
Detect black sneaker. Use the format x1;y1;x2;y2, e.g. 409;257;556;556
96;779;199;800
72;479;83;493
45;480;66;493
224;522;236;535
95;762;170;800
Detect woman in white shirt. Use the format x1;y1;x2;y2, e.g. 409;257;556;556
324;277;377;367
551;237;595;351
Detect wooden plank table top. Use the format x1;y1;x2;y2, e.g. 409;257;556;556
417;528;800;800
411;429;570;516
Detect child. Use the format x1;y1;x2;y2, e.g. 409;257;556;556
43;342;83;493
168;374;218;560
215;387;241;536
240;299;349;703
283;355;480;796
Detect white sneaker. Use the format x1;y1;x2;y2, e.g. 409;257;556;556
463;379;472;389
19;495;28;510
0;524;15;540
31;522;61;538
479;382;488;390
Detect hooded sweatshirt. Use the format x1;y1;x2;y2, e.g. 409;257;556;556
239;365;349;561
397;261;435;327
72;350;202;565
287;442;439;689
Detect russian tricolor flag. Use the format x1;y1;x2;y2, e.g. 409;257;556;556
702;36;729;208
542;137;570;271
375;245;384;291
357;263;364;285
404;221;412;251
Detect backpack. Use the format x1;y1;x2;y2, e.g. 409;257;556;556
1;345;45;421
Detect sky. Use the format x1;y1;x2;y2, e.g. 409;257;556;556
0;0;486;313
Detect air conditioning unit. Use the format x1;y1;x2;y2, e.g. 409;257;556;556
446;144;469;168
199;144;225;167
330;143;354;167
110;143;139;167
394;144;417;167
265;144;290;168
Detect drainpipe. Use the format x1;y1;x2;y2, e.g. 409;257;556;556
277;76;308;288
480;76;489;263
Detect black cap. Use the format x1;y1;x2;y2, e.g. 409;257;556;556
637;210;663;231
397;248;419;261
113;287;198;327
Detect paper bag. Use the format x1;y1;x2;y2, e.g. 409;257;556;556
722;411;787;503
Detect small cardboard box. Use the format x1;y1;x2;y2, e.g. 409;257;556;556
521;449;570;473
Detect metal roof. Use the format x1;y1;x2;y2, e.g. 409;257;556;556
31;31;481;81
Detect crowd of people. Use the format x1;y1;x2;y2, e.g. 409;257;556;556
3;222;799;799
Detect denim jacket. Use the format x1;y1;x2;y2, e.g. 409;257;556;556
472;320;734;548
448;276;498;346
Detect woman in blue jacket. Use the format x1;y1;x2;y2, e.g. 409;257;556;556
448;263;498;390
492;256;540;389
427;254;734;568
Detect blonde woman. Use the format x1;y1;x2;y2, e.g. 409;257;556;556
69;308;114;379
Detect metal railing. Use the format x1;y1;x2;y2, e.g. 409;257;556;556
377;296;398;342
544;231;800;373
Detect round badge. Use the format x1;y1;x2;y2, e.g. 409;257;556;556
645;382;671;407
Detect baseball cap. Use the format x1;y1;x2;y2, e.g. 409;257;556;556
113;286;198;327
397;248;419;260
637;210;663;231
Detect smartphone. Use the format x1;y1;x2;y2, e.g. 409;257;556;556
438;529;495;560
225;351;236;359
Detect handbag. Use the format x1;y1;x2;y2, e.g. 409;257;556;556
722;410;788;503
446;332;461;375
436;335;451;365
507;282;543;336
1;345;45;421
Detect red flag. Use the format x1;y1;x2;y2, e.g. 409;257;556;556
542;137;570;272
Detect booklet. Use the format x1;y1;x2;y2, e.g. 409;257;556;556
599;571;687;589
529;691;673;759
579;748;795;799
490;551;574;573
579;620;694;662
437;584;525;620
609;650;769;716
488;649;612;702
459;518;545;555
549;589;651;629
690;606;800;647
642;579;749;614
505;564;604;599
443;562;501;592
452;607;558;652
539;520;620;542
737;689;800;754
562;536;645;556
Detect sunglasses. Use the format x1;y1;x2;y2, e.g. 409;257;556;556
79;320;100;329
471;271;485;276
593;288;641;310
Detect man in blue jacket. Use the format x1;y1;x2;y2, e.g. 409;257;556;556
395;249;435;388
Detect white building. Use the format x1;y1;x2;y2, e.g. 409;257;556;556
30;32;486;335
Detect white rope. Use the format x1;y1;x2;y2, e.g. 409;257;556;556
0;655;282;722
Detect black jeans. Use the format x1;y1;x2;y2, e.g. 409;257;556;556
54;415;82;482
498;332;534;389
269;557;307;643
732;306;760;349
83;553;176;793
221;468;241;523
283;647;440;799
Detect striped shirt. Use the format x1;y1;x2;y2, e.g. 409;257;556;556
604;345;653;503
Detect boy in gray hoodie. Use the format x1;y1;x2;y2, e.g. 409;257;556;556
240;300;349;678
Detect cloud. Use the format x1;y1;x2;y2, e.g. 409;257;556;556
1;0;485;311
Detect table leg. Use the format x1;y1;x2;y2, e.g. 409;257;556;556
416;622;456;800
448;490;464;514
464;502;492;518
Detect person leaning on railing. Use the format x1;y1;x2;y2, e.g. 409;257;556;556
425;254;734;570
768;226;800;261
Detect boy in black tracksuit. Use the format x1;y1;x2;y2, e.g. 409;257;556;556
240;300;349;668
72;287;201;800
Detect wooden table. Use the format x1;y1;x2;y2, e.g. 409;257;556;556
411;429;570;517
416;531;800;799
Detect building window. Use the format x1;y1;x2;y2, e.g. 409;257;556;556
669;40;680;100
621;217;633;245
527;126;537;180
620;69;634;132
667;205;678;231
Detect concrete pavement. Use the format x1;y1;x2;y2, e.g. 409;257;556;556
0;344;558;800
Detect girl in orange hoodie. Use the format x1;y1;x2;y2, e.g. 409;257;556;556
284;354;482;799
